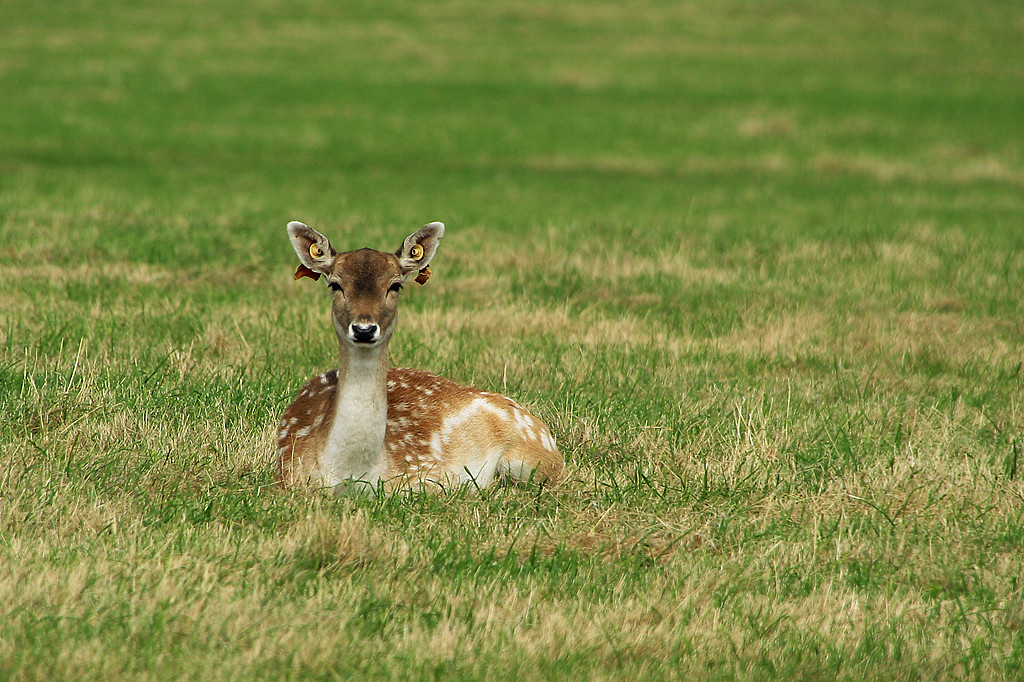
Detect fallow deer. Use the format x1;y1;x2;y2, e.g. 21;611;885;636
275;220;564;493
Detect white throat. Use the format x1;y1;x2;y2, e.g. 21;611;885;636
322;345;388;491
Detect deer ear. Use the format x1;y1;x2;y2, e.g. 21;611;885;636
396;222;444;277
287;221;335;280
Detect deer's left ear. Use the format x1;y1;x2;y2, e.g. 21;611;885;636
287;221;336;281
396;222;444;277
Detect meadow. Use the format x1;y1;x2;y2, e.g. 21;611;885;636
2;0;1023;679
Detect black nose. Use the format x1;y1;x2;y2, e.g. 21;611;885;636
350;323;378;343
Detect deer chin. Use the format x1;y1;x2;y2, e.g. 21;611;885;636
348;336;382;349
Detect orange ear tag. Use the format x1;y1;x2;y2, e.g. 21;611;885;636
293;264;321;281
415;266;432;285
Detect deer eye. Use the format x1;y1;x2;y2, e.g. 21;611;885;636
328;281;343;293
388;282;404;294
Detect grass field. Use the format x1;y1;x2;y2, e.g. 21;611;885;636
2;0;1024;679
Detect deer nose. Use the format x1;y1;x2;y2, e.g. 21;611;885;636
350;323;379;344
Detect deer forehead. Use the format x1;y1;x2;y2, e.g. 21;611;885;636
333;249;402;292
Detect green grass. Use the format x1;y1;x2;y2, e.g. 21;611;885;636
2;0;1024;679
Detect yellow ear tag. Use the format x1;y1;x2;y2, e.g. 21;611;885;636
309;244;324;258
415;266;432;285
410;244;424;261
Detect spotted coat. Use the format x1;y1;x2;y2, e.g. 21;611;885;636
276;367;562;490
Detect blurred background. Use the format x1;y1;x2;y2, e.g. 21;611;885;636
3;1;1021;268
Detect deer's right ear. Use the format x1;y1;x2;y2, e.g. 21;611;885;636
287;221;335;281
396;222;445;278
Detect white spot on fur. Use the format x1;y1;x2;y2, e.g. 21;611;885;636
512;410;532;432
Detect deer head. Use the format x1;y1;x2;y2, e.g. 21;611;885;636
286;221;445;348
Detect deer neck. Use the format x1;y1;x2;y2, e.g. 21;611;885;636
322;340;390;491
